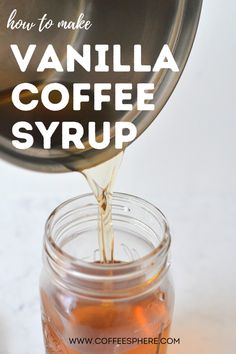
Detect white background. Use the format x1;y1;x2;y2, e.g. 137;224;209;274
0;1;235;353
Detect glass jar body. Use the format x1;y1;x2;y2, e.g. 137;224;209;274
40;193;174;354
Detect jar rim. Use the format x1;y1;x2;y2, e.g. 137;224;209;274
44;192;171;277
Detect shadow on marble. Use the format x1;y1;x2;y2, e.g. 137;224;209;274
168;311;225;354
0;318;9;354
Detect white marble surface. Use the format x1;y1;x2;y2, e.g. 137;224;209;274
0;1;236;353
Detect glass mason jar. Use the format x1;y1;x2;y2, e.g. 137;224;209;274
40;193;174;354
